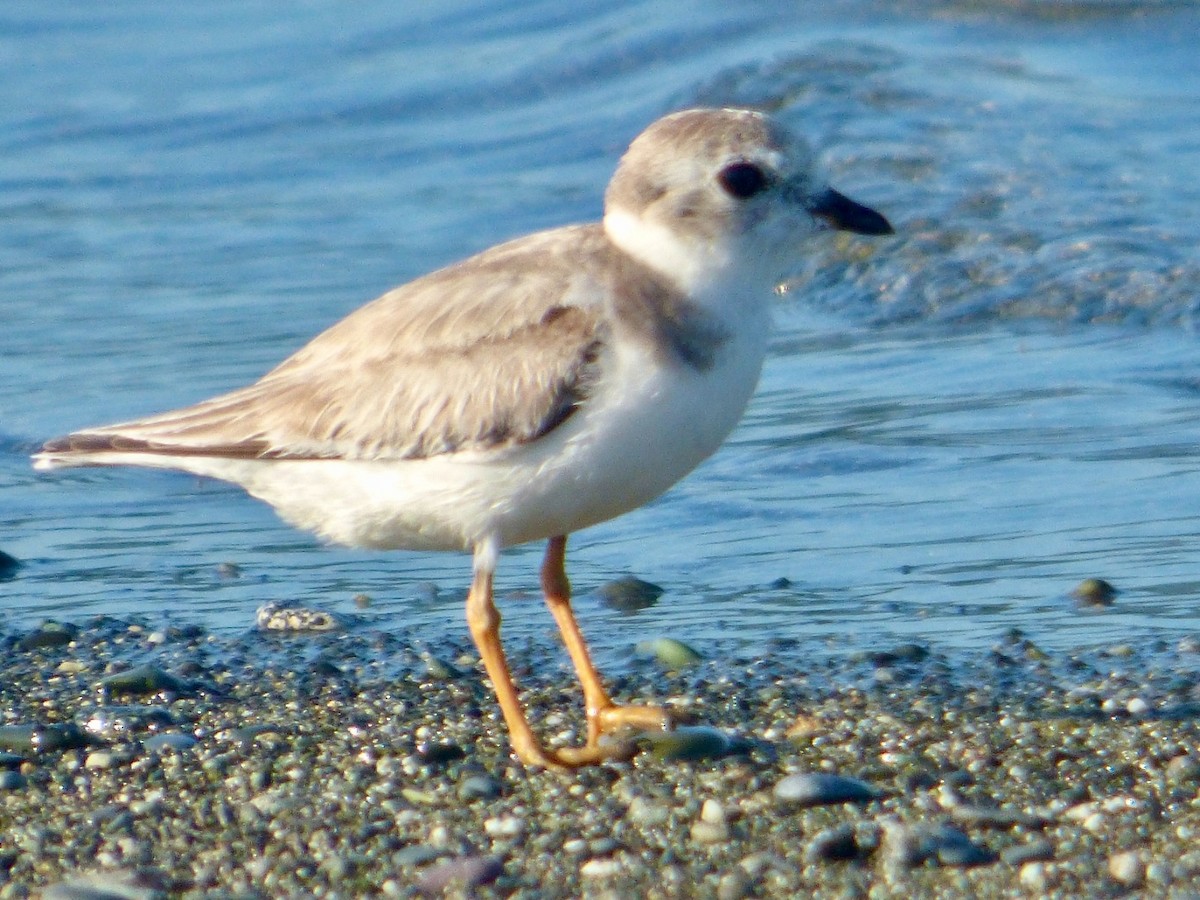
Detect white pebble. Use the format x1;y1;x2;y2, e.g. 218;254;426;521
1109;850;1145;886
1126;697;1150;715
581;858;622;878
483;816;525;839
700;799;727;824
84;751;115;770
626;797;670;827
1019;861;1051;893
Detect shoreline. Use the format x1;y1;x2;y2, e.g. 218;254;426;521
3;615;1200;897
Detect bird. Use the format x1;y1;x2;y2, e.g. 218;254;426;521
34;107;892;770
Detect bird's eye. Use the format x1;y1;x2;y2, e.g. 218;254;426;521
717;162;768;199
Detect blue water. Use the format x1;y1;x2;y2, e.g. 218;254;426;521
3;1;1200;661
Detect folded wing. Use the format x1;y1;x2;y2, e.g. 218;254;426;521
38;226;611;465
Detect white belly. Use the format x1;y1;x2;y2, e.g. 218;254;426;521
228;308;769;551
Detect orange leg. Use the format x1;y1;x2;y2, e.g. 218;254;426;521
465;537;670;771
540;536;671;749
465;561;566;769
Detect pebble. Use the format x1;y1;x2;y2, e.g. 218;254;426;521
420;653;461;680
580;857;622;879
1019;861;1052;893
1168;754;1200;782
999;839;1055;865
457;773;504;801
700;798;727;824
804;824;862;863
41;869;167;900
596;576;664;611
882;820;997;868
98;665;187;699
948;803;1052;830
416;855;503;893
82;706;176;739
1072;577;1118;607
1109;850;1145;887
773;772;880;807
716;870;753;900
690;821;730;844
0;751;24;769
1126;696;1150;716
393;845;441;867
142;733;198;752
0;770;27;790
636;637;703;669
641;726;738;761
0;722;87;752
416;741;466;766
85;751;120;770
626;796;671;827
483;815;525;839
17;620;79;651
255;599;344;632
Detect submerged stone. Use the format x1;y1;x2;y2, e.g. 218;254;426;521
18;620;79;651
596;576;664;612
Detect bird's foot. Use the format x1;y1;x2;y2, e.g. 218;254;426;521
594;702;674;735
510;704;675;771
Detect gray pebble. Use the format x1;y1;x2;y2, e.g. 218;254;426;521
417;854;503;893
420;653;461;680
0;548;18;578
883;820;997;868
0;722;87;753
394;844;442;867
626;796;670;827
588;837;621;857
1000;839;1055;865
82;705;176;740
774;772;880;807
949;803;1052;830
142;732;198;752
98;665;187;699
416;741;466;765
0;770;27;790
0;751;25;769
596;576;664;612
458;773;503;801
41;868;167;899
18;620;79;651
804;824;863;863
641;726;736;762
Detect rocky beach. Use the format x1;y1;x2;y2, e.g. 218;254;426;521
4;610;1200;898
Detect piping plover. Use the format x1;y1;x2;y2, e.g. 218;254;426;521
35;107;892;769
